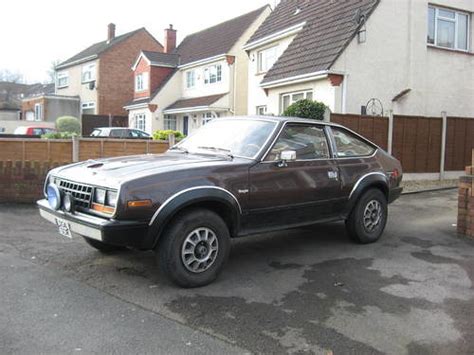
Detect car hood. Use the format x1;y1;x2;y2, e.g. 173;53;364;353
50;152;233;189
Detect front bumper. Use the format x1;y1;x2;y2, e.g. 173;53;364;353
37;199;149;248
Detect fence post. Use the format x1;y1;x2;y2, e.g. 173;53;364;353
72;136;79;162
387;110;394;155
168;133;175;148
440;111;447;180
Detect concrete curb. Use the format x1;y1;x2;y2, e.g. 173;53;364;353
401;186;457;195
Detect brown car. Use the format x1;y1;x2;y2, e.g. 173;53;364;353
38;116;402;287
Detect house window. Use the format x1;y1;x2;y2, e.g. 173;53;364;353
281;90;313;113
186;70;195;88
81;101;96;115
256;105;267;115
428;6;469;51
57;72;69;88
202;112;219;125
34;103;43;121
134;113;146;131
204;64;222;84
135;73;148;92
164;115;177;130
81;63;96;83
257;46;278;73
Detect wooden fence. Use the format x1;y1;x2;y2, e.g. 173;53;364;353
0;138;169;164
330;113;389;150
330;113;473;175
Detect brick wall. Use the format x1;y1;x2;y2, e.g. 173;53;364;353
133;55;175;100
98;29;163;116
458;150;474;239
21;97;45;120
0;138;169;203
0;161;62;203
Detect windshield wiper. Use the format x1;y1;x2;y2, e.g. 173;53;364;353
197;146;233;159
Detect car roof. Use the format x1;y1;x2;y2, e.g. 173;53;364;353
222;115;344;128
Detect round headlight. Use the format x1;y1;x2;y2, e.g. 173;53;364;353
47;184;61;210
95;188;106;204
63;193;74;212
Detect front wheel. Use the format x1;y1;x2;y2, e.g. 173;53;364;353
157;208;231;288
345;188;388;244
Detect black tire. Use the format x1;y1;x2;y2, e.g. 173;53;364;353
83;237;128;253
345;188;388;244
157;208;231;288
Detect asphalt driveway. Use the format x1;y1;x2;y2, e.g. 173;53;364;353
1;189;473;354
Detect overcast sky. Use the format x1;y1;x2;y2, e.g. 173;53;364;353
0;0;274;84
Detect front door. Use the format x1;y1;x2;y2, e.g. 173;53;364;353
245;123;345;233
183;116;189;136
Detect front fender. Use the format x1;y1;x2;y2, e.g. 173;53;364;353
144;186;242;249
344;172;389;217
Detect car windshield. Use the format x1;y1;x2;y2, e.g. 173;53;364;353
175;119;277;159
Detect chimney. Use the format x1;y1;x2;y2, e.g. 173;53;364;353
108;23;116;42
164;24;177;53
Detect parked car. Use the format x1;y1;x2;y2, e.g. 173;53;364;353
38;116;403;287
90;127;151;139
14;126;57;136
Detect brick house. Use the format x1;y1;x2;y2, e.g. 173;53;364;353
55;24;163;117
124;6;271;135
21;94;80;123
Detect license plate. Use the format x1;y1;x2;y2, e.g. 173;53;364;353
55;218;72;239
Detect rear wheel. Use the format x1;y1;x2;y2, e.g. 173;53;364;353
346;188;387;244
157;208;231;288
83;237;128;252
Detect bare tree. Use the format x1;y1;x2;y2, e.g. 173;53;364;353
0;69;24;83
46;60;61;84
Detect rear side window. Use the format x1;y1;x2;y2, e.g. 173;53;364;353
332;128;375;157
266;124;330;161
110;129;125;138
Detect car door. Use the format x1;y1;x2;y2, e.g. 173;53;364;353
245;123;345;233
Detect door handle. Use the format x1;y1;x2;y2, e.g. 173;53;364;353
328;170;338;180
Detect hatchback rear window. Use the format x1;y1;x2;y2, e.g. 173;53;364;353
332;128;375;157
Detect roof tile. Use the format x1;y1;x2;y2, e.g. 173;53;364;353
248;0;379;84
176;6;268;65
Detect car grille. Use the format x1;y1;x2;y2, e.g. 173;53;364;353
56;179;93;209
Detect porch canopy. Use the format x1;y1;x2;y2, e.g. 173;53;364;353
163;93;229;115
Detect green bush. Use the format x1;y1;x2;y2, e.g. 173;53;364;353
153;130;185;141
282;99;327;121
41;131;78;139
56;116;81;134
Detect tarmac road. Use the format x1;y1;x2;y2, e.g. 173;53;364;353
1;189;473;354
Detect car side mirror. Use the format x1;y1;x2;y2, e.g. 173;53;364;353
278;150;296;167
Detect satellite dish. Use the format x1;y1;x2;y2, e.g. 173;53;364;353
366;98;384;116
88;81;95;90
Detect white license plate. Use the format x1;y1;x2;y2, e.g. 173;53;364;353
55;218;72;239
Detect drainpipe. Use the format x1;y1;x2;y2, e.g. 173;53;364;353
440;111;447;180
388;110;394;155
341;74;348;114
231;59;237;115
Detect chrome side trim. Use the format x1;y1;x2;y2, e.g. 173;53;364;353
148;186;242;226
348;172;388;199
